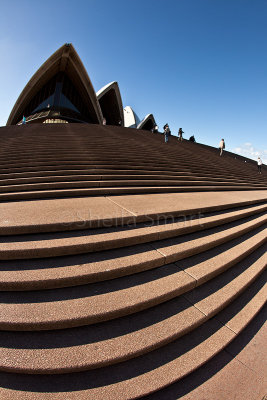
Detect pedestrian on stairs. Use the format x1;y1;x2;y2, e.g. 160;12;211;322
178;128;184;141
163;124;170;143
219;139;225;156
189;135;196;142
257;157;263;174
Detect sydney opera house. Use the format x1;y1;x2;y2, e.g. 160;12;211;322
6;43;156;131
0;43;266;400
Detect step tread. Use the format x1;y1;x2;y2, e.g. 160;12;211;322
1;191;266;235
0;185;265;198
153;213;266;264
0;206;266;259
0;124;266;399
0;238;265;332
3;179;263;194
0;249;265;374
1;224;265;291
0;276;265;399
0;173;263;185
1;179;263;192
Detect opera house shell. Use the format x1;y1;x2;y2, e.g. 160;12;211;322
0;43;266;400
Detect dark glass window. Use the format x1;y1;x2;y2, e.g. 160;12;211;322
17;72;94;123
33;94;54;113
60;93;80;113
61;75;90;118
21;75;57;119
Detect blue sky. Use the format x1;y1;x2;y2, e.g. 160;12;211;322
0;0;266;162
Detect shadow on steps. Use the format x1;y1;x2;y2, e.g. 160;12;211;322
0;271;265;393
143;298;267;399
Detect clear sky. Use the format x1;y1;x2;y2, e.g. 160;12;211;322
0;0;266;162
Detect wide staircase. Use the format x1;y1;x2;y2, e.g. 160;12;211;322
0;123;266;200
0;123;266;399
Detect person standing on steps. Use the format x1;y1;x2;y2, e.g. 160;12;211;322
178;128;184;141
189;135;196;142
257;157;263;173
219;138;225;156
163;124;170;143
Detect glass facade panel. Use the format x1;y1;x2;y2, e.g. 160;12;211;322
61;75;89;118
17;72;93;124
21;76;57;120
33;94;55;113
59;93;80;113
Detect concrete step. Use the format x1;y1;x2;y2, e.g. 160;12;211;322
0;161;265;185
0;173;264;186
155;301;266;400
1;191;266;235
0;169;196;179
0;236;265;333
0;225;265;291
0;206;266;260
1;163;258;179
0;152;263;174
0;246;265;375
0;147;260;171
1;179;265;194
0;161;261;181
152;213;267;264
0;124;265;399
0;270;264;399
1;184;267;201
0;160;260;182
176;226;267;287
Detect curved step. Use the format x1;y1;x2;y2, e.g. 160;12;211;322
0;240;265;332
1;184;266;202
0;265;195;331
0;206;266;260
0;158;264;185
177;226;267;287
144;305;267;400
0;246;265;374
3;179;259;194
0;121;265;399
1;191;266;235
0;173;264;186
0;160;264;186
0;224;265;291
0;163;264;187
0;272;265;399
153;213;266;264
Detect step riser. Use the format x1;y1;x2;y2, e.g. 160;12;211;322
1;228;265;291
1;198;266;235
1;185;266;201
0;252;265;374
0;123;265;398
1;212;265;260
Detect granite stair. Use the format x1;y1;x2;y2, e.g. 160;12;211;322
0;123;266;399
0;124;266;200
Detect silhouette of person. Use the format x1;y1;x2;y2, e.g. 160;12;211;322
163;124;170;143
189;135;195;142
219;139;225;156
257;157;263;173
178;128;184;141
